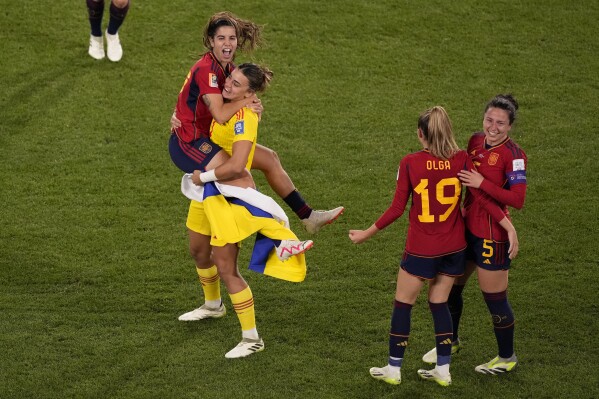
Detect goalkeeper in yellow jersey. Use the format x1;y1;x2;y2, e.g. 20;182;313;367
177;63;313;359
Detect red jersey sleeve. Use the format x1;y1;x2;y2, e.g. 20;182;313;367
480;178;527;209
195;65;224;97
375;158;411;230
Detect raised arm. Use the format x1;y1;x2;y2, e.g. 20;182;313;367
203;93;258;125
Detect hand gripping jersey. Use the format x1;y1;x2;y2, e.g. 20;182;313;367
210;107;259;170
375;150;505;257
463;132;528;242
173;52;232;143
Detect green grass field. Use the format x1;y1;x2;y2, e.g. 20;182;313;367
1;1;598;398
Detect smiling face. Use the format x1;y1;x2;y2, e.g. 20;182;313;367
483;107;512;146
209;25;237;65
222;69;252;101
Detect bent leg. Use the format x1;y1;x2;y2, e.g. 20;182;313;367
251;144;296;198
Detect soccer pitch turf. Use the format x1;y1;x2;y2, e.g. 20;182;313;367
1;1;598;398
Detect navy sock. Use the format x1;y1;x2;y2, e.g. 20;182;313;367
429;301;453;366
389;300;412;360
483;290;515;358
447;284;465;342
107;0;130;35
86;0;104;37
283;190;312;219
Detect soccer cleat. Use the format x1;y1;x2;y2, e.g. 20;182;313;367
105;30;123;62
369;365;401;385
88;34;105;60
422;339;461;364
178;303;226;321
475;355;518;375
276;239;314;261
417;368;452;387
301;206;344;234
225;338;265;359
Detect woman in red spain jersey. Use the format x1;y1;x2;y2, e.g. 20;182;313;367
170;11;343;235
349;106;518;387
421;94;527;375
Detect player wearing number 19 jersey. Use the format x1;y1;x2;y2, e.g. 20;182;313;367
375;150;505;259
350;106;516;387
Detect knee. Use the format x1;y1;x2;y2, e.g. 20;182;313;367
256;147;282;173
189;244;211;268
111;0;129;8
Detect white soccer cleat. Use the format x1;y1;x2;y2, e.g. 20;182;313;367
302;206;344;234
276;239;313;261
369;365;401;385
422;339;461;364
178;303;226;321
475;355;518;375
417;368;452;387
225;338;265;359
88;34;105;60
105;30;123;62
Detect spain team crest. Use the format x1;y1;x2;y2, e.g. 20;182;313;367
488;152;499;166
199;142;212;154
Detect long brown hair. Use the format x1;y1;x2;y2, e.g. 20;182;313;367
203;11;262;53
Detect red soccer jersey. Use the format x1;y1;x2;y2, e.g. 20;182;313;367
463;132;528;241
173;52;232;143
375;150;471;257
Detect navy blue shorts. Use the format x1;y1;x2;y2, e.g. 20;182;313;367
465;230;511;271
400;250;466;280
169;133;222;173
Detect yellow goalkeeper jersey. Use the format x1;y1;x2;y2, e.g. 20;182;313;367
209;107;258;170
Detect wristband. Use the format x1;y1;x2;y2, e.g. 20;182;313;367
199;169;218;183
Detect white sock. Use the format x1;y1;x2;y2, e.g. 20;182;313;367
205;299;221;309
242;328;259;340
435;364;450;377
387;356;402;375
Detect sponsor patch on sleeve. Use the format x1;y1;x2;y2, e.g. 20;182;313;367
234;121;245;135
209;73;218;88
506;170;527;186
512;158;525;171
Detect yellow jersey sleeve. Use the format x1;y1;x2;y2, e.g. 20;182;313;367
210;107;259;169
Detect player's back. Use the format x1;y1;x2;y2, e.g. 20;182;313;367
403;150;468;256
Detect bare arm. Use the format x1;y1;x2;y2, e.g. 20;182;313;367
192;140;253;185
349;224;381;244
204;93;258;125
498;216;519;259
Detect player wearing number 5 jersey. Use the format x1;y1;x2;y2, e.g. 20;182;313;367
422;94;527;376
349;106;518;387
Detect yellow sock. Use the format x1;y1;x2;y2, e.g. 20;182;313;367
229;286;257;333
196;265;220;302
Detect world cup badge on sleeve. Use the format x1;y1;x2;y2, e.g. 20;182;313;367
209;73;218;88
513;159;525;171
234;121;245;135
